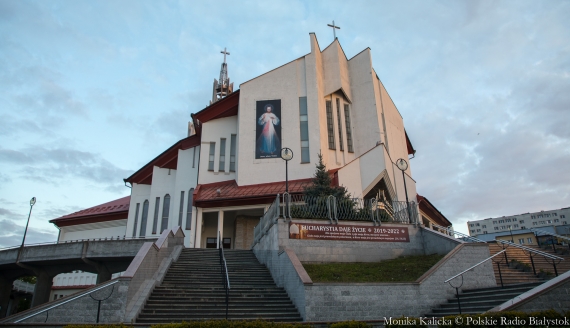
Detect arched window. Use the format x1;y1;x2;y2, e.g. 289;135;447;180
139;200;149;237
152;197;160;234
186;188;194;230
161;194;170;233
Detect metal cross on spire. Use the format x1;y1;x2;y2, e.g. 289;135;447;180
221;47;230;64
327;20;341;40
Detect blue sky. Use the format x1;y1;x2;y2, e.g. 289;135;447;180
1;0;569;246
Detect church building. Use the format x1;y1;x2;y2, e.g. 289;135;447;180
123;32;418;249
47;33;451;293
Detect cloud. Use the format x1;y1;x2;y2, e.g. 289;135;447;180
0;218;58;248
0;147;132;186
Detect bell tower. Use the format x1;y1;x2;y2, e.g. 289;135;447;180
210;47;234;104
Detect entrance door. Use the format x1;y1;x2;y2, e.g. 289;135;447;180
206;237;217;248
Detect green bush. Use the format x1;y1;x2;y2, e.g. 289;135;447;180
66;322;306;328
330;321;370;328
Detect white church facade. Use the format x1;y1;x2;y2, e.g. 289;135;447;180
123;33;418;249
47;33;451;295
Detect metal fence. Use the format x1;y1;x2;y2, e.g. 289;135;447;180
284;194;419;225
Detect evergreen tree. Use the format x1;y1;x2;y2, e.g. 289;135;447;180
303;152;349;199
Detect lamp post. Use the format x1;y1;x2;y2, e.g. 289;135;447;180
21;197;36;248
281;148;293;218
395;158;412;223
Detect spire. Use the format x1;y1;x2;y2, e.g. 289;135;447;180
210;47;234;105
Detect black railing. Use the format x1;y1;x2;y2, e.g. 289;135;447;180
531;228;570;250
444;250;507;313
496;239;564;277
218;232;230;319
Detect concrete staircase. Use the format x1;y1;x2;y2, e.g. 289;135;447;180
425;282;542;317
137;249;302;323
488;242;570;283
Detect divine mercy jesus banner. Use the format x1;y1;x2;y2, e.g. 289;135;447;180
255;99;282;159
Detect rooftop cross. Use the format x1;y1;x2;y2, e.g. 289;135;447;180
327;20;341;40
221;47;230;64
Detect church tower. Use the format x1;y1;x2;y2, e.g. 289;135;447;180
210;47;234;104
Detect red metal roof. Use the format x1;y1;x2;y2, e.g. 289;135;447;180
194;178;313;208
50;196;130;227
417;194;451;227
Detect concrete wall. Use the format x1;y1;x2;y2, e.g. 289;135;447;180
277;219;426;263
304;244;496;321
421;227;464;255
490;269;570;314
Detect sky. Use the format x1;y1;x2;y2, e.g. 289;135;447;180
1;0;569;247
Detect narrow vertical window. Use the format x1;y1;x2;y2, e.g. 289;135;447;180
152;197;160;234
178;191;185;227
192;147;196;168
336;98;344;151
344;104;354;153
186;188;194;230
219;138;226;172
139;200;149;237
208;142;215;171
160;194;170;233
326;100;335;149
230;134;236;172
132;203;140;237
299;97;310;163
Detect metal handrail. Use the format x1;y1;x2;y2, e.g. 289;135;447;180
496;239;564;261
0;236;158;251
14;279;119;323
218;232;230;320
531;228;570;242
432;224;487;243
444;250;507;283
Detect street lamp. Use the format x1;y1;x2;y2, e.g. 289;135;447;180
395;158;412;223
21;197;37;248
281;148;293;218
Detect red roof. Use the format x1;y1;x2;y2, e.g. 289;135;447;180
417;194;451;227
50;196;130;227
194;178;313;208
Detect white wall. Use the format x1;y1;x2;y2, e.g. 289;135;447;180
59;220;127;241
199;116;237;184
126;146;199;247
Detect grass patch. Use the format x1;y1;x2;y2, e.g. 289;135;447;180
303;254;445;283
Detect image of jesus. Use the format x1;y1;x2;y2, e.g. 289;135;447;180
257;104;280;155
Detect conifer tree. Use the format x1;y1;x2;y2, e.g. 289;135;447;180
303;151;349;199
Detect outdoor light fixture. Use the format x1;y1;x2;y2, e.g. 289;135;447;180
21;197;37;249
396;158;412;223
281;148;293;218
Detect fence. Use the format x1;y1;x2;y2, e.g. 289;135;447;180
284;194;418;225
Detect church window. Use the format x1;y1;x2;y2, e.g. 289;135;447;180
132;203;140;237
219;138;226;172
299;97;310;163
208;142;215;171
140;200;149;237
344;104;354;153
230;134;237;172
178;191;185;226
186;188;194;230
152;197;160;234
192;147;196;168
161;194;170;233
336;98;344;151
325;100;335;149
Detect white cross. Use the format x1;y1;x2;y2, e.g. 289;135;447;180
327;20;341;40
221;47;230;64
